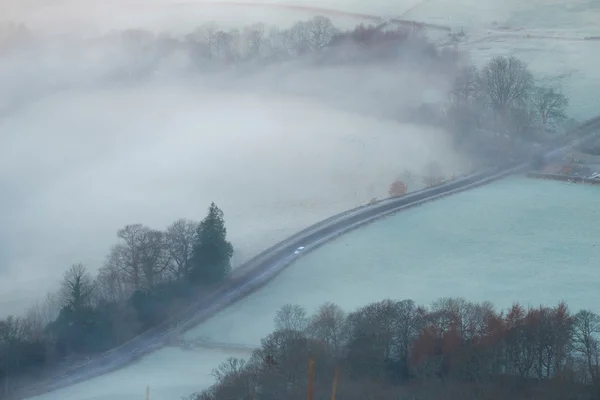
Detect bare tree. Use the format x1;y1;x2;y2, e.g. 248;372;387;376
213;29;241;63
243;23;269;60
24;292;60;338
95;261;128;303
573;310;600;383
450;65;480;105
532;86;569;129
307;302;347;358
304;16;336;51
430;297;474;336
164;218;198;280
212;357;247;381
345;300;403;378
267;27;290;60
139;229;170;289
60;263;95;311
481;56;534;114
284;21;310;56
394;299;425;372
114;224;168;291
274;304;308;332
209;358;255;399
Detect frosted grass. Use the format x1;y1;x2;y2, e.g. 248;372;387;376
28;347;250;400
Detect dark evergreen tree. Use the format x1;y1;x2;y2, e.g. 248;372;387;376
188;202;234;284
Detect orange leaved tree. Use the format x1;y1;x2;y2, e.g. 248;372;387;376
388;180;407;197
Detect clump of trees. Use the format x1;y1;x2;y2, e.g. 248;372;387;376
192;298;600;400
0;202;233;395
444;56;570;165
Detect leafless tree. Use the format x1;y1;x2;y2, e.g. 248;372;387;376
274;304;308;332
196;23;219;59
532;86;569;128
345;300;404;378
304;16;337;51
430;297;474;335
480;56;534;114
213;29;241;63
307;302;347;358
573;310;600;383
209;358;256;400
24;292;60;338
395;299;425;368
60;263;95;311
284;21;311;56
212;357;247;381
139;229;170;289
114;224;169;291
243;23;269;60
164;218;198;280
95;261;129;303
185;23;220;65
267;27;290;60
451;65;480;105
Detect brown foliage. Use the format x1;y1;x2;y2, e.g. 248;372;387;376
192;298;599;400
388;180;407;197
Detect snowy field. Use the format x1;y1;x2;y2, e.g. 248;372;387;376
184;176;600;347
8;0;600;399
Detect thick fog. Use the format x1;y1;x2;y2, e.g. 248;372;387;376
0;1;474;317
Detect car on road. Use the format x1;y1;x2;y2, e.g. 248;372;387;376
293;246;305;255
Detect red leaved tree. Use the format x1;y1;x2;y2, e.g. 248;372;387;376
388;180;407;197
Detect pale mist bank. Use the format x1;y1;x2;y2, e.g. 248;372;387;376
0;3;469;317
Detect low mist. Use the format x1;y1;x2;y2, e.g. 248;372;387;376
0;3;470;317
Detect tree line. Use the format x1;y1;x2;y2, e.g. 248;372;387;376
191;298;600;400
0;203;233;396
4;17;572;164
1;18;455;73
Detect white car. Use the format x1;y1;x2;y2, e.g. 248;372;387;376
293;246;305;255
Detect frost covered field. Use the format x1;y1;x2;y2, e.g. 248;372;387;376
29;176;600;400
185;176;600;348
29;347;252;400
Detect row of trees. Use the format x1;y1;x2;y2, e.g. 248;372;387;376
0;203;233;395
192;298;600;400
2;17;460;76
